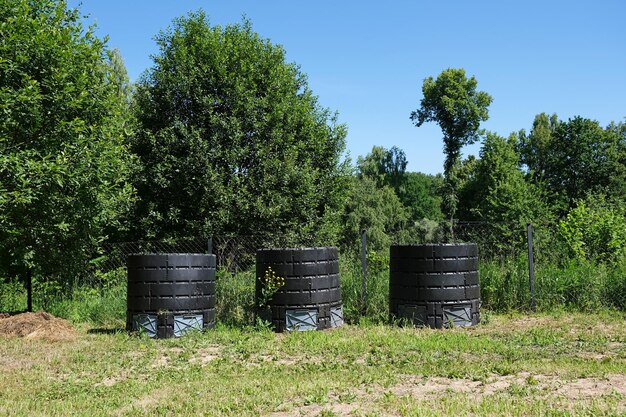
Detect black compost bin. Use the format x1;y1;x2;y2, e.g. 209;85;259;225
389;243;480;328
126;253;216;338
256;247;343;332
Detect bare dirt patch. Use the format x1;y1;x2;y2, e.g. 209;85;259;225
272;373;626;416
494;315;566;332
388;373;626;400
0;311;77;341
556;374;626;400
269;402;360;417
0;355;35;371
189;345;221;366
152;346;223;369
114;389;170;416
95;376;123;388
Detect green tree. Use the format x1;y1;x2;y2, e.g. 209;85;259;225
607;120;626;195
340;176;408;253
356;145;407;191
131;12;348;241
410;68;492;224
0;0;134;287
460;132;551;249
455;155;480;220
356;146;389;187
521;115;625;212
397;172;443;222
518;112;558;179
356;146;441;222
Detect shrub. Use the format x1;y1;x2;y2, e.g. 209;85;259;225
559;195;626;263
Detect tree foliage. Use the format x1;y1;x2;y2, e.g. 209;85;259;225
458;132;551;248
0;0;134;285
411;68;492;221
340;176;408;253
518;112;559;179
131;12;348;241
559;195;626;263
520;115;626;213
397;172;443;222
356;146;441;223
356;145;407;191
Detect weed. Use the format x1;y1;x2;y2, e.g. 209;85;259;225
257;266;284;308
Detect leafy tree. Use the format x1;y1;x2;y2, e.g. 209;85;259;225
0;0;134;287
356;145;407;191
410;68;492;223
356;146;441;222
518;112;558;179
384;146;408;191
398;172;443;221
455;155;480;220
356;146;389;187
459;132;551;249
131;12;348;241
340;176;408;253
521;115;626;212
607;120;626;195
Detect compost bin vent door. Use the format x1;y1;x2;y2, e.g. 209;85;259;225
398;304;427;326
330;306;344;328
133;314;157;338
286;309;317;331
173;314;204;337
443;304;472;327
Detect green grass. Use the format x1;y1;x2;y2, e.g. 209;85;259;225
4;254;626;326
1;312;625;416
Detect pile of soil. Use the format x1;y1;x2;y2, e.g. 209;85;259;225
0;311;77;341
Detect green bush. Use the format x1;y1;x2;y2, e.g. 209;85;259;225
47;284;127;327
536;260;606;311
480;254;626;312
604;256;626;310
558;195;626;263
44;268;127;326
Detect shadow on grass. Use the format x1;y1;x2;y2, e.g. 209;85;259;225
0;309;28;317
87;328;126;335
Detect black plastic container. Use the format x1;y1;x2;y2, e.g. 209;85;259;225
126;253;216;338
256;247;343;332
389;243;480;328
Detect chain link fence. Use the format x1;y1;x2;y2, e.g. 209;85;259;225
98;234;330;276
5;220;624;316
58;220;626;314
97;222;545;274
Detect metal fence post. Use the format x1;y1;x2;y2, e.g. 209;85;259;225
207;236;213;254
26;268;32;313
527;223;537;312
361;229;367;315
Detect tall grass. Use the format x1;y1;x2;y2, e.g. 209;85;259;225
2;252;626;325
215;268;256;326
0;277;27;312
340;254;389;323
481;254;626;312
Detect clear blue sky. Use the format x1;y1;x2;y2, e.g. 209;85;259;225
70;0;626;174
